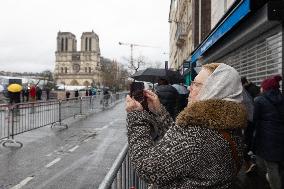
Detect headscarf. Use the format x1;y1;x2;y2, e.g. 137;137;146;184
197;63;243;103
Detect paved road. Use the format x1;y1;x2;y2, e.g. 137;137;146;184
0;100;274;189
0;102;127;189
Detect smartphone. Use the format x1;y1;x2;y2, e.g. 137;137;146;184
129;82;148;111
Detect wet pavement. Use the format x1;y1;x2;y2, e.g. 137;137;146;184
0;102;127;189
0;100;276;189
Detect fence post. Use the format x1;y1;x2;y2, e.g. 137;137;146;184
11;106;15;140
2;105;23;148
51;100;68;128
58;100;62;125
80;97;83;115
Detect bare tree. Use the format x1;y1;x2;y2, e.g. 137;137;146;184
123;55;147;73
101;57;131;91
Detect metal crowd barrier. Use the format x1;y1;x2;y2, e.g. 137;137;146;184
0;104;9;140
0;92;127;147
98;143;149;189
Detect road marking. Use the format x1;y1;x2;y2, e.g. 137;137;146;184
46;153;53;157
101;124;109;130
68;145;79;152
10;176;34;189
83;138;91;142
45;158;61;168
98;119;118;130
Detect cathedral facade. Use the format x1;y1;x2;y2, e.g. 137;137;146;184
54;31;102;86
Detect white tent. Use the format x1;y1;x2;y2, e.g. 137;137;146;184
57;85;86;91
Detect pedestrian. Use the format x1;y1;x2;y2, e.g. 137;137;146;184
21;87;25;102
85;89;89;96
172;83;189;113
45;86;50;100
241;76;260;98
155;79;179;120
88;88;92;96
126;63;246;188
103;89;110;107
66;90;70;100
29;84;36;102
9;91;21;104
74;89;79;99
253;75;284;189
29;84;36;113
24;86;29;102
92;88;97;96
242;84;257;174
36;86;42;100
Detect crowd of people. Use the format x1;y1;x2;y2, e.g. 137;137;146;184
8;84;50;105
126;63;284;189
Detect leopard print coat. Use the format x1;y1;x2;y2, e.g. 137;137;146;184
126;99;247;189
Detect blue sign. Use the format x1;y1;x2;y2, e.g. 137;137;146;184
191;0;251;63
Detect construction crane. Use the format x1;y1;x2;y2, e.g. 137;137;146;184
118;41;160;72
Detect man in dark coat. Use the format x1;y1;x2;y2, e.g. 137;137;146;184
74;90;79;99
254;75;284;189
155;79;179;120
36;86;42;100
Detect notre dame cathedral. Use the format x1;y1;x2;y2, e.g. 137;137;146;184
54;31;102;86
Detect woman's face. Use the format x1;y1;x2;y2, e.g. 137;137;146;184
188;68;211;103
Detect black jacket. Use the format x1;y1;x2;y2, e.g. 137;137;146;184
254;89;284;161
245;82;260;98
155;85;178;119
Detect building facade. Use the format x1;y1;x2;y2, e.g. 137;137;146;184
54;31;102;86
169;0;193;71
191;0;283;90
169;0;284;90
169;0;211;84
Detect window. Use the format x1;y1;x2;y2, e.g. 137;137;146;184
85;67;87;72
65;67;67;73
89;38;92;51
61;67;64;73
85;38;88;51
65;38;68;51
89;67;91;73
61;38;64;52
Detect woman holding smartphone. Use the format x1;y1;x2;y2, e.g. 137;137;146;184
126;63;247;188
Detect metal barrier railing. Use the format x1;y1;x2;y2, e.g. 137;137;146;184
98;143;149;189
0;92;127;147
0;104;9;140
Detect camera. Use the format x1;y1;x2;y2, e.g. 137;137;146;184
129;82;148;111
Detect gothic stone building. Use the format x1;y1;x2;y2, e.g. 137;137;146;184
54;31;102;86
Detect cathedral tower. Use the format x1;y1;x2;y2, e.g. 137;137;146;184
54;31;102;87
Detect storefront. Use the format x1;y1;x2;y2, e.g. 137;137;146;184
189;0;284;90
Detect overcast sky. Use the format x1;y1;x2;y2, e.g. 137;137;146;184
0;0;170;73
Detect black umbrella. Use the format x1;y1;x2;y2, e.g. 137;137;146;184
131;68;183;84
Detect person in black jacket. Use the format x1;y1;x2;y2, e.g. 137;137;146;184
241;76;260;98
74;90;79;99
254;75;284;189
155;79;178;120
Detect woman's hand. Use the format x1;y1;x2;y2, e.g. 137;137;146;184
144;90;162;114
125;95;143;113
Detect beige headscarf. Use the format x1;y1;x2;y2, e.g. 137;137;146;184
197;63;243;103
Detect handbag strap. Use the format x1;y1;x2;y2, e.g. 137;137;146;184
219;130;241;174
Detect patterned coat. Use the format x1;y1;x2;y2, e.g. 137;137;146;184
126;99;247;189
